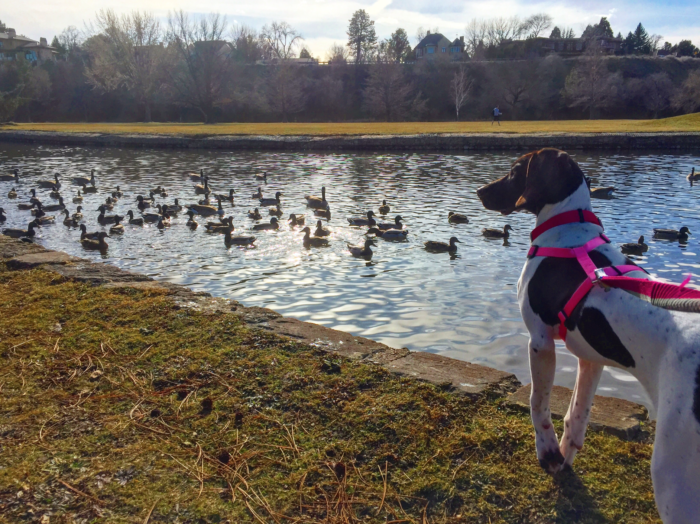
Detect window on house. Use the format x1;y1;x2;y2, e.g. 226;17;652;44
25;50;37;61
427;47;434;54
441;47;446;52
0;41;4;48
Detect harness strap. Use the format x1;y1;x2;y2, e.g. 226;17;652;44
531;209;603;242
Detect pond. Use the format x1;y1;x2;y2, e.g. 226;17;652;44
2;143;699;410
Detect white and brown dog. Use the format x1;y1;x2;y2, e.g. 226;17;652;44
477;148;700;523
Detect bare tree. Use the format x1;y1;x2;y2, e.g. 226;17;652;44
521;14;553;38
415;26;440;44
231;24;263;63
672;71;700;113
464;19;488;56
326;43;348;65
363;61;425;121
493;61;538;119
630;72;674;118
260;21;302;60
450;66;474;119
486;17;523;46
265;65;307;121
564;55;624;118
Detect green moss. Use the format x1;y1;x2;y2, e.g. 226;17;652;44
0;268;659;523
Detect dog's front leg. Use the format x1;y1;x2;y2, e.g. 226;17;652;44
528;336;565;473
559;359;603;466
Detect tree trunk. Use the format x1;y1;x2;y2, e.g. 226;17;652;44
144;102;152;123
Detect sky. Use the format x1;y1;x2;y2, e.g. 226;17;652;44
3;0;699;58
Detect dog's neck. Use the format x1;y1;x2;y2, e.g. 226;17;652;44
534;180;592;228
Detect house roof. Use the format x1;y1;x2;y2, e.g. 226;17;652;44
0;32;35;42
415;33;449;48
21;42;56;50
451;38;464;47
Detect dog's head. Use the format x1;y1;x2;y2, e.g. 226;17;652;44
476;148;586;216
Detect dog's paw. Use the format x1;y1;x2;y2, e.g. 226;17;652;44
560;436;583;466
538;448;566;474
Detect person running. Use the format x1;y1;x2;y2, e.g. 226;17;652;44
492;106;502;126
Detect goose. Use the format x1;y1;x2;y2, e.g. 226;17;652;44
72;206;83;221
112;186;123;198
314;208;331;220
188;169;205;182
248;208;262;220
198;195;214;206
269;204;283;217
301;226;329;248
214;189;235;204
314;220;330;237
305;186;330;210
62;209;78;227
36;214;56;225
18;202;35;211
590;186;615;199
194;178;210;195
31;202;46;217
81;183;98;194
425;237;461;253
224;227;256;246
97;205;123;225
206;216;234;233
7;187;17;199
38;173;61;189
81;231;109;251
168;199;183;214
42;197;66;212
348;211;376;227
0;208;5;223
110;216;125;234
255;172;267;182
252;187;263;199
620;236;648;255
448;212;469;224
288;214;305;227
126;210;144;226
186;210;199;230
482;224;513;239
259;191;282;207
49;186;61;199
3;220;40;239
377;215;403;231
653;227;690;241
367;227;409;240
29;189;41;205
253;217;279;231
0;169;19;182
378;200;390;214
687;168;700;186
347;237;376;258
73;190;83;204
79;224;101;240
187;203;219;217
73;169;96;187
216;199;225;217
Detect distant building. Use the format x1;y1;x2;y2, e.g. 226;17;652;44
255;57;319;66
510;35;622;57
0;28;57;62
415;31;467;60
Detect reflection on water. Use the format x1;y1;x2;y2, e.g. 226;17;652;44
1;144;699;410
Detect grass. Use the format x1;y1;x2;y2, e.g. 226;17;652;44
0;267;659;523
2;113;699;137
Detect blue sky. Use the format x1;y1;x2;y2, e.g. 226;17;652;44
4;0;698;58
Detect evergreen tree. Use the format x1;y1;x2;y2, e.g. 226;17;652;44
582;17;614;39
386;28;411;62
0;20;6;32
347;10;377;65
549;26;561;39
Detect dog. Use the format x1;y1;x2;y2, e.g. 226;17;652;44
477;148;700;523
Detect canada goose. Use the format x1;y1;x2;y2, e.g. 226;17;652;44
31;202;46;217
137;195;152;210
288;214;305;226
378;200;390;214
97;205;123;225
188;169;205;182
425;237;461;252
482;224;513;239
62;209;78;227
367;227;409;240
448;212;469;224
73;190;83;203
112;186;123;198
224;226;256;246
206;216;234;233
49;186;61;199
0;169;19;182
269;204;283;217
110;216;125;234
255;172;267;181
348;211;376;227
301;226;329;248
314;208;331;220
168;199;183;214
81;183;98;194
377;215;403;231
194;178;210;195
0;208;5;222
216;199;225;217
72;206;83;221
314;220;330;237
42;197;66;212
73;169;96;186
248;208;262;220
186;210;199;230
253;217;279;231
79;224;101;240
653;227;690;241
81;231;109;251
29;189;41;205
348;237;376;258
7;187;17;199
305;186;329;210
3;220;39;238
198;195;214;206
259;191;283;207
187;204;219;217
126;210;144;226
18;202;35;211
620;236;648;255
38;173;61;189
687;168;700;186
214;189;235;203
590;186;615;199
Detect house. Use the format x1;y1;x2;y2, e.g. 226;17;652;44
513;35;621;57
0;28;57;62
255;57;319;66
415;31;466;60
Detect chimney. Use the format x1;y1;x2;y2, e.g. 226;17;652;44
8;28;16;38
427;30;431;35
40;37;47;46
460;36;464;44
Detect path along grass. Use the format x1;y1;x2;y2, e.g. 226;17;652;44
3;113;699;137
0;267;658;523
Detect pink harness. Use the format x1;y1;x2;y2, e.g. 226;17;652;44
528;209;700;341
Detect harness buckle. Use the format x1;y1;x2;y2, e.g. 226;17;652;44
594;268;607;282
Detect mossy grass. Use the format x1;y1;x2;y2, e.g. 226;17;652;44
2;113;699;137
0;267;658;522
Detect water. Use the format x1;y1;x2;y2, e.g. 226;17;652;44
2;144;699;411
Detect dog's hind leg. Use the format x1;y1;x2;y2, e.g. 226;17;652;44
559;359;603;466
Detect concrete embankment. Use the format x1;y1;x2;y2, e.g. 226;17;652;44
1;129;700;151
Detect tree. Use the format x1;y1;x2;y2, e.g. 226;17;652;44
674;40;698;57
385;28;411;63
363;61;424;121
639;73;674;118
326;43;348;65
450;66;473;119
415;26;439;44
521;14;552;38
52;26;82;58
549;27;561;39
265;65;307;121
231;24;263;63
493;61;538;119
622;23;659;55
0;20;6;32
582;17;613;39
299;48;311;59
464;19;487;56
564;55;624;118
561;28;576;39
260;21;302;60
347;10;377;65
486;17;524;46
672;71;700;113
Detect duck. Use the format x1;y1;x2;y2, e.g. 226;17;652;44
482;224;513;239
255;172;267;182
305;186;330;210
152;185;167;196
137;195;152;210
168;199;183;214
194;178;210;195
253;217;279;231
259;191;283;207
36;214;56;225
314;220;330;237
198;195;214;206
620;236;648;255
0;169;19;182
189;169;205;182
7;187;17;199
425;237;461;253
81;183;98;194
79;224;101;240
72;206;83;221
38;173;61;189
248;208;262;220
301;226;329;248
73;190;83;204
653;227;690;241
62;209;78;227
288;214;305;227
590;186;615;199
18;202;35;211
31;202;46;217
142;210;163;223
252;187;264;199
157;216;170;230
42;197;66;212
126;210;144;226
187;203;219;217
269;204;283;217
377;215;403;231
214;189;235;204
448;212;469;224
102;198;115;211
97;205;123;225
206;216;234;233
0;208;5;223
224;226;256;247
3;220;40;239
314;208;331;220
367;227;409;240
49;186;61;199
73;169;96;187
348;211;376;227
110;216;125;234
378;200;390;214
687;168;700;186
81;231;109;251
112;186;123;198
186;210;199;230
347;237;376;258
